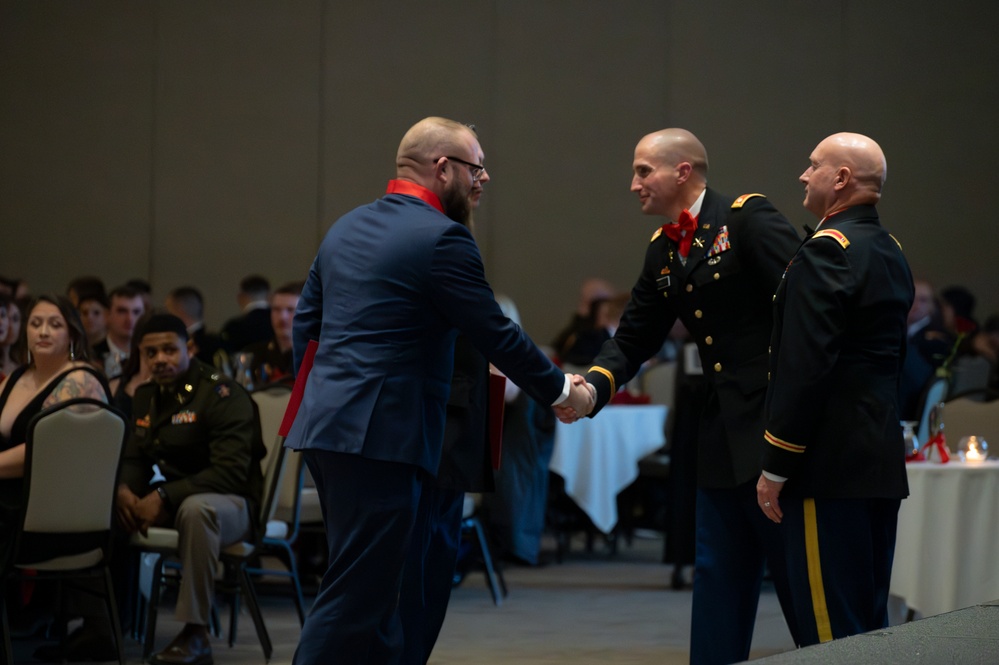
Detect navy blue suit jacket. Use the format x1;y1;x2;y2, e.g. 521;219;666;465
285;186;564;476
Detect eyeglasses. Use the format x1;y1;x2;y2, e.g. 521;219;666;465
437;155;486;181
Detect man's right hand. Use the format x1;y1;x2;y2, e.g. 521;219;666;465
555;374;596;423
115;484;141;534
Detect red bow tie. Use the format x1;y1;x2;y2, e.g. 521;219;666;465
661;209;698;258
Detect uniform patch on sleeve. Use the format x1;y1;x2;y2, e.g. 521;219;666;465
731;193;764;208
811;228;850;249
215;384;231;398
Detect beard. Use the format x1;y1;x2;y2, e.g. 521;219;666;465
442;179;472;227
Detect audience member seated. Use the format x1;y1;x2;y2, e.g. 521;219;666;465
0;294;8;383
241;280;303;388
108;312;154;420
220;274;273;354
164;286;224;366
552;277;615;365
940;284;979;337
938;285;993;395
481;295;557;566
125;278;154;315
66;275;106;308
897;278;952;420
0;295;110;644
0;295;21;379
111;314;264;665
558;292;630;369
77;291;110;349
92;285;145;379
0;276;30;302
968;314;999;392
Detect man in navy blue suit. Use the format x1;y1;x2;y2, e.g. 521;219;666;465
285;117;595;665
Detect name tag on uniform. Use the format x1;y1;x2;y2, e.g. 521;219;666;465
656;275;671;290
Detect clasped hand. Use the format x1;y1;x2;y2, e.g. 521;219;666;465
554;373;596;424
116;484;169;536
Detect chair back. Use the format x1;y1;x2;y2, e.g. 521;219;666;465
640;361;678;410
250;386;292;529
16;398;126;567
942;390;999;452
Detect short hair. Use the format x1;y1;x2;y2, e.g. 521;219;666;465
239;275;270;299
135;313;189;344
108;284;143;303
168;286;205;319
125;278;152;295
15;294;91;364
78;291;110;310
67;275;106;302
273;281;305;298
941;286;976;320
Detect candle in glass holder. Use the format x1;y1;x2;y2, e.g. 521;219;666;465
958;435;988;463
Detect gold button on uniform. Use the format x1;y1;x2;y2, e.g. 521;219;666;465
686;284;693;293
713;273;720;280
694;310;703;319
714;363;722;372
705;336;713;345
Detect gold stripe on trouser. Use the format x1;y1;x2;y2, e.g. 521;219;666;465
803;498;834;643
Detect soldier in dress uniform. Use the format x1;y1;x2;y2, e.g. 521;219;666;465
116;313;265;665
558;128;802;665
757;132;913;646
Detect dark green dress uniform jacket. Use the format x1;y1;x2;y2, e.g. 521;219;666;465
120;358;265;517
585;188;800;488
762;205;913;499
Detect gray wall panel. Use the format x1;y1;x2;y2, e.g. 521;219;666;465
1;0;996;340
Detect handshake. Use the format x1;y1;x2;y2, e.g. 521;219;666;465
554;373;596;424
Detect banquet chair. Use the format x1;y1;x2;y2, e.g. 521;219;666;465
460;494;507;606
245;385;308;625
132;398;285;661
1;398;128;665
941;389;999;452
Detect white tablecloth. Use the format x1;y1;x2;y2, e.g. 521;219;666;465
890;460;999;617
550;405;667;534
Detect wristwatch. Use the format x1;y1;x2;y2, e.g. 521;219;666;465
155;486;170;506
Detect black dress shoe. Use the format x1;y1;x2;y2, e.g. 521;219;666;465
32;624;117;662
149;624;213;665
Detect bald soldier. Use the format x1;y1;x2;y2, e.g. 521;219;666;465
285;117;594;665
757;133;913;645
558;128;802;665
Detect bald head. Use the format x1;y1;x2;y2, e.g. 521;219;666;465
800;132;887;219
631;128;709;220
394;117;486;226
641;128;709;179
396;117;478;182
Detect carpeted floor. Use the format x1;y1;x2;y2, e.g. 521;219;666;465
8;533;798;664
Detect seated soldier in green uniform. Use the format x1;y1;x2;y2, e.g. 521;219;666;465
117;314;264;665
